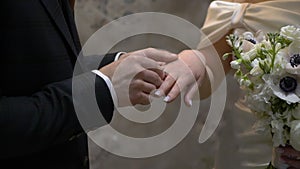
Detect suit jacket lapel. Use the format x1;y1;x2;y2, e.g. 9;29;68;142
40;0;78;56
63;0;82;53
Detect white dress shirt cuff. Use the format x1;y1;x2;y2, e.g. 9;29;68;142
114;52;126;61
91;70;118;107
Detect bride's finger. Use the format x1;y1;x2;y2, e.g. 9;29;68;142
155;75;176;97
184;82;198;107
163;83;180;103
184;75;205;106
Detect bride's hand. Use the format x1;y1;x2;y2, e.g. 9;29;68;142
155;50;206;106
279;146;300;169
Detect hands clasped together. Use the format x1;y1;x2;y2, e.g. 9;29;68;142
275;146;300;169
100;48;207;107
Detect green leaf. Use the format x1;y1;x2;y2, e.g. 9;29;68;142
248;83;254;90
234;69;243;78
259;62;269;74
222;53;231;60
239;40;243;48
270;97;299;114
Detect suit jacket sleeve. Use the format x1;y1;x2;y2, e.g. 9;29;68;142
0;0;119;159
0;71;114;158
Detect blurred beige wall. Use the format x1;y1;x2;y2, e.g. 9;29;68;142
74;0;212;52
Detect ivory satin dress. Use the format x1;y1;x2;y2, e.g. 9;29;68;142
199;1;300;168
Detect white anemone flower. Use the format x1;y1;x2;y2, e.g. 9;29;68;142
263;74;300;104
286;63;300;75
286;45;300;75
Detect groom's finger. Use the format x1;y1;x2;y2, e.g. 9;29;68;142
138;56;162;70
136;93;151;105
282;146;300;158
141;82;157;94
148;68;166;80
139;70;163;88
281;156;300;168
129;81;152;105
142;48;178;63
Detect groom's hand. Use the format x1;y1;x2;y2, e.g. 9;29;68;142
278;146;300;169
100;48;178;106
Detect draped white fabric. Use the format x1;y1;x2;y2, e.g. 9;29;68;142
199;0;300;49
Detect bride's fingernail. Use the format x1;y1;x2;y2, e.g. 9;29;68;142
188;100;193;106
163;96;170;102
154;90;162;97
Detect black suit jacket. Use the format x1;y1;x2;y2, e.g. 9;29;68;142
0;0;115;168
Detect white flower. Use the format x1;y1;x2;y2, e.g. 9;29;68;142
226;38;233;47
292;106;300;120
273;49;289;74
230;59;242;69
271;119;286;147
276;50;288;64
242;31;265;44
243;32;255;41
239;78;251;87
250;66;264;76
288;43;300;56
226;36;242;49
261;40;272;50
290;120;300;151
275;43;282;52
241;51;251;61
263;74;300;104
228;26;300;150
242;44;259;61
240;31;265;53
250;59;264;76
286;63;300;75
247;84;273;113
251;58;260;67
280;25;300;42
286;48;300;75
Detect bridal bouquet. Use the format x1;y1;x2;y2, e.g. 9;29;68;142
224;25;300;168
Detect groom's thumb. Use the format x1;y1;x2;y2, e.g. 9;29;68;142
143;48;178;63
